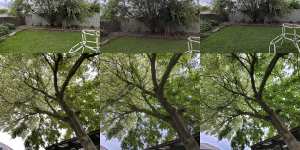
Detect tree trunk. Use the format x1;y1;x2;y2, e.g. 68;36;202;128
257;99;300;150
157;93;200;150
59;99;98;150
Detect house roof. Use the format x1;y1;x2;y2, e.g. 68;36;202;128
251;127;300;149
45;130;100;150
144;133;200;150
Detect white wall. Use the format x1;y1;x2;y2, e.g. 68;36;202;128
25;13;100;27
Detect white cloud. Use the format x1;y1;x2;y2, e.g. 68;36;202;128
0;132;25;150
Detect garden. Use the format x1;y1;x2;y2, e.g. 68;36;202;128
100;0;200;53
200;0;300;53
0;0;100;53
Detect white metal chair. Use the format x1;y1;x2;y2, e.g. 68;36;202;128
187;36;200;52
69;30;100;53
269;23;300;53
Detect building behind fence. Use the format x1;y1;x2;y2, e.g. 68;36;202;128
0;15;25;26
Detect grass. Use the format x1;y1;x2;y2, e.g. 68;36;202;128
0;29;197;53
0;29;81;53
101;36;192;53
201;25;299;53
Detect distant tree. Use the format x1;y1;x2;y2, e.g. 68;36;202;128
10;0;31;17
212;0;235;20
0;9;8;14
237;0;289;23
104;0;198;33
289;0;300;9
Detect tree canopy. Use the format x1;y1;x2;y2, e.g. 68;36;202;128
99;53;201;149
0;54;100;149
102;0;199;33
200;54;300;149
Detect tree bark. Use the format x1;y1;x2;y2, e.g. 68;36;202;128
257;99;300;150
59;99;98;150
157;94;200;150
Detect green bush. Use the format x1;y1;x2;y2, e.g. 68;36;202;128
2;23;16;30
289;0;300;9
0;25;10;37
200;20;213;33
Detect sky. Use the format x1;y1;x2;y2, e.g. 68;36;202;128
0;0;10;8
0;132;25;150
200;0;212;5
101;133;233;150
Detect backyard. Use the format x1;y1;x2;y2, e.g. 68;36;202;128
0;29;81;53
0;29;192;53
101;36;189;53
201;25;299;53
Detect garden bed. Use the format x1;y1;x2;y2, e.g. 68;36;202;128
200;25;299;53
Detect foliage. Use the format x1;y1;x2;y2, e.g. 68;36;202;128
200;19;219;33
88;0;100;13
104;0;198;33
99;53;200;149
200;5;211;12
237;0;289;23
0;25;9;37
2;23;16;30
212;0;235;20
199;54;300;149
0;54;100;149
57;0;91;27
0;9;8;14
289;0;300;9
10;0;31;17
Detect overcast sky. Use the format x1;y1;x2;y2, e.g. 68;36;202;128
0;0;10;8
101;133;233;150
200;0;212;5
0;132;25;150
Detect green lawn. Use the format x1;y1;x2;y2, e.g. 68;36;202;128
0;30;81;53
101;36;191;53
201;25;299;53
0;30;196;53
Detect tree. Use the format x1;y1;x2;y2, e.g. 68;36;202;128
105;0;198;33
0;53;100;149
237;0;289;23
10;0;31;17
212;0;235;21
200;54;300;149
99;53;200;149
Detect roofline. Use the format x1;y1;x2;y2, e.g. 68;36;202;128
144;132;200;150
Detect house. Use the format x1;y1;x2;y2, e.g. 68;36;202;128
0;142;13;150
145;133;200;150
251;127;300;150
45;130;100;150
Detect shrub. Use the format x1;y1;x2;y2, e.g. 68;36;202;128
2;23;16;30
0;25;10;37
289;0;300;9
200;20;213;33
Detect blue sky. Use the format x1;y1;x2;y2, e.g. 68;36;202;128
101;133;233;150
